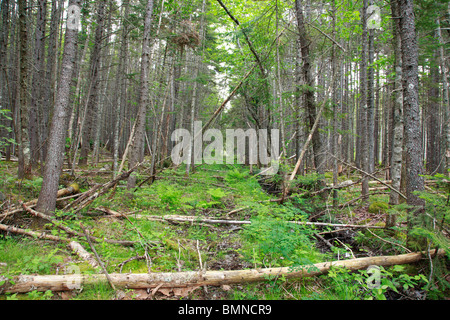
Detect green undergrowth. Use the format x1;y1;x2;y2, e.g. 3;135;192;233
0;160;448;300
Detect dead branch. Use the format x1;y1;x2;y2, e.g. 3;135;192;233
81;225;116;290
20;202;136;247
135;214;385;229
0;223;69;242
0;185;81;220
69;241;100;269
64;161;145;214
284;102;326;197
329;154;407;200
118;255;146;273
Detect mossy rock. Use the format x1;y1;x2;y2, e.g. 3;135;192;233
368;201;389;214
68;183;80;194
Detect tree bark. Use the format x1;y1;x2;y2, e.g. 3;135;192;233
0;0;10;157
113;0;130;176
29;0;47;168
17;0;31;179
389;0;404;215
36;0;81;215
127;0;155;189
360;0;369;202
41;0;63;164
367;0;375;173
436;18;450;176
426;50;440;174
78;0;106;166
396;0;425;237
295;0;325;176
92;3;114;165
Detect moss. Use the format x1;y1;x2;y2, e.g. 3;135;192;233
359;218;372;225
59;173;76;187
368;201;389;214
69;183;80;194
324;172;333;179
347;211;356;218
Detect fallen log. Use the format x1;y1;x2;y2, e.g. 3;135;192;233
136;214;385;229
1;249;445;294
24;183;80;208
0;184;81;220
69;241;100;269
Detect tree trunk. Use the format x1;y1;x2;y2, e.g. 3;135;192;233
367;0;375;173
331;0;339;207
360;0;369;202
396;0;425;239
92;3;114;165
36;0;81;215
17;0;31;180
294;37;305;173
436;18;450;176
389;0;404;215
41;0;62;164
29;0;47;168
295;0;325;176
426;50;440;174
113;0;130;176
127;0;155;189
0;0;10;157
78;0;106;166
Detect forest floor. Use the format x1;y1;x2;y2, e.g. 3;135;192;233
0;155;449;300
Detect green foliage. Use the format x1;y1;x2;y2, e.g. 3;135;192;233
156;184;183;210
193;187;228;209
0;109;15;151
368;201;389;214
19;177;44;198
225;168;249;183
240;216;321;268
325;265;429;300
71;282;116;300
20;248;63;275
26;290;54;300
0;239;64;276
409;173;450;256
207;187;227;201
293;173;324;190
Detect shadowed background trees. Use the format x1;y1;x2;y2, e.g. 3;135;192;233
0;0;449;228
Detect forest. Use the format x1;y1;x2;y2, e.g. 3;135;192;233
0;0;449;301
